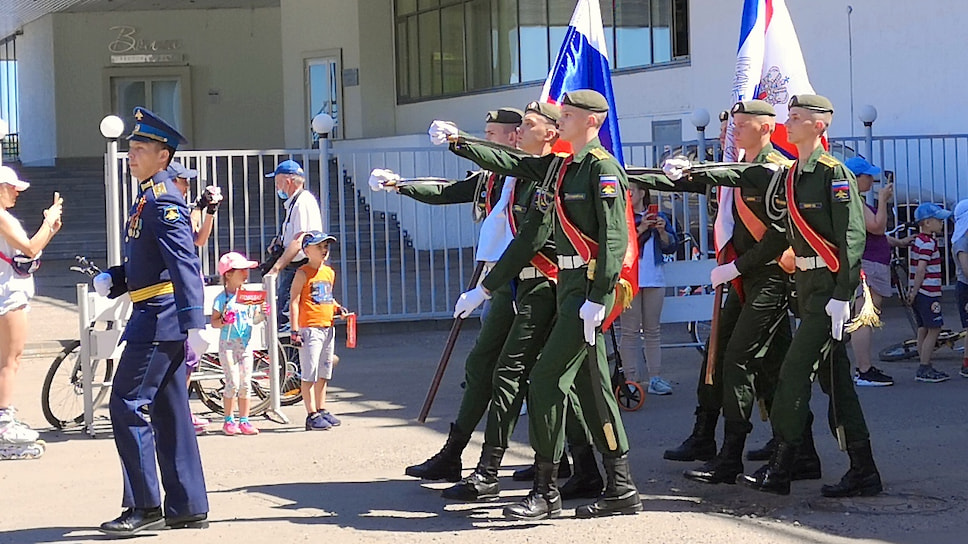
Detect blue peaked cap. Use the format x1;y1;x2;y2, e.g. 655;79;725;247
127;107;188;149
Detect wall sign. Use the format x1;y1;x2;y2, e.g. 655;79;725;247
108;26;181;54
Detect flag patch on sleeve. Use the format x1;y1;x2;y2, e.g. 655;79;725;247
831;179;850;202
599;175;618;198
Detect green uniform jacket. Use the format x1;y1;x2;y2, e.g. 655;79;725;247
785;147;866;301
672;144;792;276
452;136;628;304
397;168;504;215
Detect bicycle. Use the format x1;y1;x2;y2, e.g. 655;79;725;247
878;222;967;361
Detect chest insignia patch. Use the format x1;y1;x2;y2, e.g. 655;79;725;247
162;205;181;224
563;193;586;201
599;175;618;198
831;179;851;203
798;202;822;210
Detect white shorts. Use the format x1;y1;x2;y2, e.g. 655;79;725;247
299;327;335;382
0;290;30;316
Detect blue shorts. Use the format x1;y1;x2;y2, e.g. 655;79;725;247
957;281;968;328
912;293;944;329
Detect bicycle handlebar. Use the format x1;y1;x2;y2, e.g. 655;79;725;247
885;222;916;237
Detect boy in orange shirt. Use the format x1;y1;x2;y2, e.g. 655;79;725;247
290;231;344;430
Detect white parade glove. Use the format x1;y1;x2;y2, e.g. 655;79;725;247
453;285;491;319
578;300;606;346
824;298;851;341
710;262;740;288
187;328;209;355
428;120;459;146
661;156;692;181
93;272;113;297
368;169;400;192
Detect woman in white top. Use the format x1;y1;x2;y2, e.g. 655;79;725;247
0;166;62;451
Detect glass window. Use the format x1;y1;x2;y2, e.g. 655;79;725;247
394;0;689;102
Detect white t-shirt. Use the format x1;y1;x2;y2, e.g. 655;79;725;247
0;212;35;300
475;177;516;262
282;189;324;262
637;236;665;288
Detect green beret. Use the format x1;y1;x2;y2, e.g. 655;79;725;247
485;107;524;125
788;94;834;113
525;101;561;122
560;90;609;113
719;110;730;123
731;99;776;117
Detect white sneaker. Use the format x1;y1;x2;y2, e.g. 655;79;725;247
648;377;673;396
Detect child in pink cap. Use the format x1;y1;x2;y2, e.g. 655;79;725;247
211;252;264;435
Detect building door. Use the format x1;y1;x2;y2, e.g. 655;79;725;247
306;54;342;145
106;66;192;147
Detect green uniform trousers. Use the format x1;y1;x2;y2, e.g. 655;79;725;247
719;270;792;433
770;268;870;446
528;268;628;461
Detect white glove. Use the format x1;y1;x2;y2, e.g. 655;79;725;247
203;185;223;204
428;120;459;146
187;328;209;355
93;272;113;297
578;300;606;346
824;298;851;341
661;156;692;181
368;168;400;192
710;262;740;288
453;285;491;319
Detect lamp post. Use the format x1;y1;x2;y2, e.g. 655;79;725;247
690;108;711;259
100;115;125;266
0;118;8;166
858;105;878;206
312;114;336;231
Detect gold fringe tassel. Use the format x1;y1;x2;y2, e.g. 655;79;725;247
846;270;882;333
615;278;635;312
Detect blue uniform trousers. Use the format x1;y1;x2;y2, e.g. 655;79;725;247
109;340;208;517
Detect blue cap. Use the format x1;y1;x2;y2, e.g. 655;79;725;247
167;161;198;180
844;157;881;177
301;230;337;249
914;202;953;223
265;159;305;178
126;107;188;149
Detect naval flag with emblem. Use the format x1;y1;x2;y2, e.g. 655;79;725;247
717;0;821;258
539;0;623;165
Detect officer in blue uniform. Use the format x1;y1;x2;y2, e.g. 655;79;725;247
96;107;209;536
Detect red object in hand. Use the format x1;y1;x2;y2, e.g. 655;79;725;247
646;204;659;221
345;313;357;349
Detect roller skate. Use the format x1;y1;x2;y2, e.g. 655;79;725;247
0;408;46;460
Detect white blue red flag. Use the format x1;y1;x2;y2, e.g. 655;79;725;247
717;0;818;254
540;0;624;165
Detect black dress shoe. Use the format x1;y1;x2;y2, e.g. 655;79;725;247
166;512;209;529
99;507;166;536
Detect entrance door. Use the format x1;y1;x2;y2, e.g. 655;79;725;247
112;77;183;135
306;55;342;145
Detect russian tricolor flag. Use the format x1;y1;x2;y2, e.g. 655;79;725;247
539;0;624;166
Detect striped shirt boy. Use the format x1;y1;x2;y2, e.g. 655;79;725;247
911;233;943;297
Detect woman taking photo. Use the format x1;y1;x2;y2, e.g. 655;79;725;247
0;165;62;460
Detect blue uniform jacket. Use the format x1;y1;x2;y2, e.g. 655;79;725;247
108;169;205;342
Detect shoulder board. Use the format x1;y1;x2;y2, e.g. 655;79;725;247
817;153;841;168
766;152;794;167
153;182;168;197
589;148;610;160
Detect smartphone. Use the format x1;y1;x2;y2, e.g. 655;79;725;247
646;204;659;221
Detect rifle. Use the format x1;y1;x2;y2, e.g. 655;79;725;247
417;261;486;423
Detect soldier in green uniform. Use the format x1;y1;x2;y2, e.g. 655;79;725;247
437;90;642;520
738;94;882;497
657;100;819;485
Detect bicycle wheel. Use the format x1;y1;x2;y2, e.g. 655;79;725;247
191;353;272;416
878;339;919;362
615;381;645;412
276;338;304;406
41;340;115;429
687;320;712;356
891;261;919;333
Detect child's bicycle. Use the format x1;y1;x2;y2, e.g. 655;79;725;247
878;222;967;361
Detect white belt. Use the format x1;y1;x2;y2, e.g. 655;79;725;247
518;266;544;280
795;255;826;271
557;255;586;270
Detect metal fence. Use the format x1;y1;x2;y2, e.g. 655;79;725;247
111;132;968;322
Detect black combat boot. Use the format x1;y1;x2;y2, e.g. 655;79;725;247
405;423;471;482
504;457;561;520
512;450;571;481
442;445;504;501
739;440;795;495
820;440;882;497
683;425;747;485
745;437;776;461
664;409;718;462
559;444;604;500
575;455;643;518
791;415;822;481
